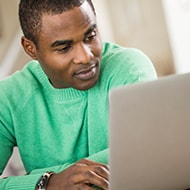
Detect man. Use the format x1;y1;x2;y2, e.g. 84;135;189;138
0;0;157;189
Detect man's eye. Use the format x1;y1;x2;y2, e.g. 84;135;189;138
57;45;72;53
84;31;97;42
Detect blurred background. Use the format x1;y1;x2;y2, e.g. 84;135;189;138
0;0;190;177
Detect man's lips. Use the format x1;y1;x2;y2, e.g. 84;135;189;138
74;63;97;80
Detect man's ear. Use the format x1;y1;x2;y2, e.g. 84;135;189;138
21;36;38;60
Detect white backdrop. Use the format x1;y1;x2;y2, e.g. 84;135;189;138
163;0;190;73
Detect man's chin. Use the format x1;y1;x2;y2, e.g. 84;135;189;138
75;77;99;91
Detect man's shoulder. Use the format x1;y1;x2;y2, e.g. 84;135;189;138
99;42;157;87
101;42;145;64
0;60;42;99
102;41;122;57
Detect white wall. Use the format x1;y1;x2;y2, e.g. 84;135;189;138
0;0;29;79
103;0;175;76
163;0;190;74
93;0;115;42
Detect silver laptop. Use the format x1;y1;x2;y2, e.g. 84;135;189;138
109;73;190;190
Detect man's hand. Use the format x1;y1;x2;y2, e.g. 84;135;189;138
47;158;109;190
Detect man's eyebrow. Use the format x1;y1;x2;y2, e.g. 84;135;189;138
50;24;96;48
51;40;73;48
84;24;97;36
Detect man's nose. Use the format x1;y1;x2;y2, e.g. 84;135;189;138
73;43;94;64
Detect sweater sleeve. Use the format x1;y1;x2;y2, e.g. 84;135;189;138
86;148;109;164
0;143;41;190
0;163;73;190
102;46;157;89
0;121;74;190
0;150;109;190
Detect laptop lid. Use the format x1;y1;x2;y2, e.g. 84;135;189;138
109;73;190;190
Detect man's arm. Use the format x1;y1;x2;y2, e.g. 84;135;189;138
0;149;109;190
33;149;109;190
0;160;109;190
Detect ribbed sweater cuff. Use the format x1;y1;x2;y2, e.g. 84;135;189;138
1;162;75;190
2;173;41;190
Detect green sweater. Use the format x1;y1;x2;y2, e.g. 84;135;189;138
0;42;157;189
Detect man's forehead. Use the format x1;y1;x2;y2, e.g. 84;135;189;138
41;11;95;31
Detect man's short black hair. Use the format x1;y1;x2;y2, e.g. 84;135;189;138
19;0;95;46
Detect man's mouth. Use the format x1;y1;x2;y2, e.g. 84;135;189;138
74;63;97;80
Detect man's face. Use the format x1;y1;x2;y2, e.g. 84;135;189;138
34;1;102;90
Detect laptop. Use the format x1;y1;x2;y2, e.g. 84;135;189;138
109;73;190;190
